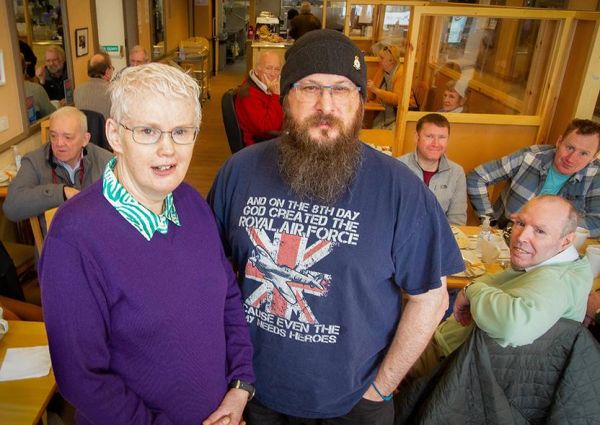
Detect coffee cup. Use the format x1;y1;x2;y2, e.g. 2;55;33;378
586;245;600;277
573;226;590;251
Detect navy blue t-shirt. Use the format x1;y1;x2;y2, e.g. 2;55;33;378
209;140;464;418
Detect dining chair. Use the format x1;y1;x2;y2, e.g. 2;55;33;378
40;117;50;144
30;207;58;256
221;88;245;154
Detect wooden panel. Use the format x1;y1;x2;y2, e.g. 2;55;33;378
401;122;539;173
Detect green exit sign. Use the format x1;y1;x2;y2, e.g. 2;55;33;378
102;45;120;53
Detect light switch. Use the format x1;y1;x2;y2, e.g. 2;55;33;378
0;116;8;132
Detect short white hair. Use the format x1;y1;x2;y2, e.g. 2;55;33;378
109;63;201;127
49;106;88;133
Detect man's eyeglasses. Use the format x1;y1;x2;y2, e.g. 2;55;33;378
119;123;198;145
292;83;361;103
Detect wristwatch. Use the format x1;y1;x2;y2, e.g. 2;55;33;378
229;379;256;400
462;281;476;300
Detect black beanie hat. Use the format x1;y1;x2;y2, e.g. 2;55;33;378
280;29;367;102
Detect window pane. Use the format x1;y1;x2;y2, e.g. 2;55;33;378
326;0;346;31
414;15;559;115
380;5;411;44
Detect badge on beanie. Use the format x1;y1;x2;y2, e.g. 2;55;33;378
353;56;361;71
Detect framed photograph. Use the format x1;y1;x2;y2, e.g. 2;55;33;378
75;28;89;57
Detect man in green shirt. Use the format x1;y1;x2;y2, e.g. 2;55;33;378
413;195;593;376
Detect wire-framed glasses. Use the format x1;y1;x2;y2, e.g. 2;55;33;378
292;83;361;103
119;123;198;145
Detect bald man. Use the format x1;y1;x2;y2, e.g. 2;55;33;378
234;51;284;146
74;52;114;119
412;195;593;377
443;196;591;354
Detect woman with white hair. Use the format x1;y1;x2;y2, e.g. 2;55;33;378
40;63;254;425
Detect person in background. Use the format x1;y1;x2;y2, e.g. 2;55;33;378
74;52;114;119
288;1;321;40
35;45;68;102
19;39;37;80
21;54;56;120
209;29;463;424
438;79;466;113
129;45;149;66
467;119;600;236
235;51;283;146
40;63;254;425
398;113;467;225
367;44;416;129
286;7;299;36
3;106;112;229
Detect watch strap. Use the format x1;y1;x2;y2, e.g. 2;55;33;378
229;379;255;400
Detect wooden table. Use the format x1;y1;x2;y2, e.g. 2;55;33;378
0;321;56;425
447;226;503;289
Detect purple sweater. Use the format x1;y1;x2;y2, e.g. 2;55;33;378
40;181;253;425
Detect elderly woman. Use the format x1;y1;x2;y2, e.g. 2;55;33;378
40;63;254;425
367;44;416;129
438;79;466;113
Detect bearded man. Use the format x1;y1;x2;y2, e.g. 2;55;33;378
35;45;69;102
208;29;463;424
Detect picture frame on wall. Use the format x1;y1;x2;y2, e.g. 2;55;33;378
75;28;89;57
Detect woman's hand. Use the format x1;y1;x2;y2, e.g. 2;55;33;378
202;389;249;425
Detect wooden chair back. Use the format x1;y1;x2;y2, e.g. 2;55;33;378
30;207;58;255
40;118;50;144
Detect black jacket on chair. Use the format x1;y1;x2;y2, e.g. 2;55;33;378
395;319;600;425
81;109;111;152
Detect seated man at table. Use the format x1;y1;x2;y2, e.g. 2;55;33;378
399;113;466;225
413;195;593;376
467;118;600;236
3;106;113;229
234;51;283;146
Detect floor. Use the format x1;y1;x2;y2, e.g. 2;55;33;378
185;59;246;196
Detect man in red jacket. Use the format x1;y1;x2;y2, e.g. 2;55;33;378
235;51;284;146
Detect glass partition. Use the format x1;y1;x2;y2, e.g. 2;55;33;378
325;0;346;31
412;14;560;115
151;0;165;59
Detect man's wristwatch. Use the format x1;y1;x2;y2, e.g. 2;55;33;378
229;380;256;400
462;281;476;300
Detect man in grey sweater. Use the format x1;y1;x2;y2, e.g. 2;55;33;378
3;107;113;228
74;52;113;119
398;113;467;225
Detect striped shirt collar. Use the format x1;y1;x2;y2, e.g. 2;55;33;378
102;157;180;241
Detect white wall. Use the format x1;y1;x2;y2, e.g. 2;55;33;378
96;0;127;71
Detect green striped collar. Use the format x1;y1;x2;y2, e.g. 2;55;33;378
102;158;180;241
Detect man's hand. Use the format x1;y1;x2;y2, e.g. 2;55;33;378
366;79;375;92
35;66;46;84
584;290;600;327
266;78;280;95
63;186;80;200
202;388;248;425
453;289;472;326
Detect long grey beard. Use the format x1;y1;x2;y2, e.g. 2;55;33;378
278;105;363;205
